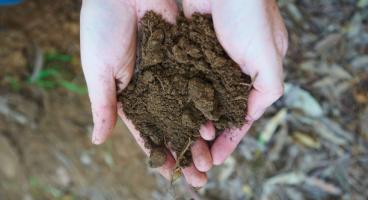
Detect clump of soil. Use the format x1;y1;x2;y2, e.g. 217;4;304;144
118;12;251;168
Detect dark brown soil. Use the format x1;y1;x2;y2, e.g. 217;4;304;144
118;12;251;167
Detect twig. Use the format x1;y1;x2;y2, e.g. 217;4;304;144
156;77;165;91
176;138;192;167
233;96;248;101
239;82;251;86
170;138;192;184
163;135;168;148
30;46;44;83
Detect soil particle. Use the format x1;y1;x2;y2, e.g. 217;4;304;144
149;148;167;168
119;12;251;167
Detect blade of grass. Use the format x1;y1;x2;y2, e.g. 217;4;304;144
45;53;72;63
59;80;87;95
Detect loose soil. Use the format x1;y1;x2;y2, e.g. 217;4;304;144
119;12;252;167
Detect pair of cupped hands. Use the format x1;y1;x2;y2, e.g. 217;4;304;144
80;0;288;187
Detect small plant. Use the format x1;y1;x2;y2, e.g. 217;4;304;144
29;52;87;95
3;76;21;91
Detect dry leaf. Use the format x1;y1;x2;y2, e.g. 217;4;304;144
293;131;321;149
259;108;288;144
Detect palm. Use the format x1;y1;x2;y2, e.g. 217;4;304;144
183;0;288;164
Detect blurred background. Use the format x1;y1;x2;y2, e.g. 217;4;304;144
0;0;367;199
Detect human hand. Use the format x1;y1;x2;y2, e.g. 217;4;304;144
80;0;210;187
183;0;288;164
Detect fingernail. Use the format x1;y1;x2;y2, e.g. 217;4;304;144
213;158;223;166
92;133;102;145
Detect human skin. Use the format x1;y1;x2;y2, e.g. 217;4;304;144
183;0;288;165
80;0;287;187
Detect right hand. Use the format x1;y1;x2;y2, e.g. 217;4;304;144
80;0;211;187
183;0;288;165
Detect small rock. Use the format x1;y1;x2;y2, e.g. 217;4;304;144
80;152;92;166
55;167;71;187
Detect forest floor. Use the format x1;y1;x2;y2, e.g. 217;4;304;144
0;0;367;200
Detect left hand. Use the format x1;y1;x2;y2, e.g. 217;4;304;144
80;0;209;187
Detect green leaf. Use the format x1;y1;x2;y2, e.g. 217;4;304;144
45;53;72;63
37;68;61;80
28;68;61;84
29;176;40;188
45;186;62;198
4;76;21;91
59;81;87;95
35;79;58;89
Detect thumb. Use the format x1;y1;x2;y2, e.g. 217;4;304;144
245;55;284;121
85;69;118;145
80;0;136;144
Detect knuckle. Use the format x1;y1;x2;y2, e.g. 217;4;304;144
274;28;289;57
281;34;289;57
276;31;289;57
91;103;116;118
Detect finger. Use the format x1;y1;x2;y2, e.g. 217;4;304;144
183;0;211;18
246;57;284;121
135;0;178;23
182;164;208;187
211;121;253;165
81;0;137;144
246;87;283;121
199;121;215;141
117;106;176;179
168;149;208;187
191;138;212;172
